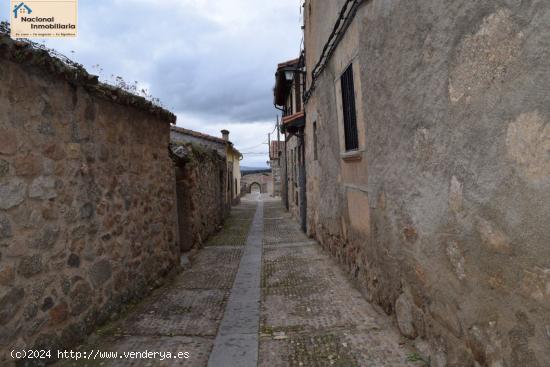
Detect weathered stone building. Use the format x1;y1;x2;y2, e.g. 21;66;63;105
240;170;273;195
171;126;227;157
274;57;307;231
221;130;242;205
0;35;180;361
301;0;550;365
170;127;228;252
269;140;283;197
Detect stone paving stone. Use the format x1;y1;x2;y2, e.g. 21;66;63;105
188;248;243;271
173;247;243;289
260;333;359;367
55;196;417;367
207;200;263;367
205;218;254;247
204;204;257;247
263;218;309;245
117;289;227;336
260;197;417;366
54;202;257;367
172;268;238;290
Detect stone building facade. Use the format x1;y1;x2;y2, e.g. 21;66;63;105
274;58;307;232
170;127;228;252
171;126;227;157
241;171;273;195
221;130;242;206
0;35;178;361
301;0;550;365
269;140;283;197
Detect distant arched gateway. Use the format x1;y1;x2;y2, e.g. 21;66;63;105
249;182;262;194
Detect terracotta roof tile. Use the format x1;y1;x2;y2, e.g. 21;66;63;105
270;140;283;160
171;126;227;145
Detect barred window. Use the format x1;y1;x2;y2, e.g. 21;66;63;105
341;64;359;151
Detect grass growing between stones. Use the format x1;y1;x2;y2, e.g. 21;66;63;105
260;324;306;337
261;254;325;297
205;206;256;247
407;353;431;366
288;334;359;367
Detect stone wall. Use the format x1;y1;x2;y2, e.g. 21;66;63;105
171;143;227;252
241;172;272;195
270;160;282;197
285;135;302;222
171;126;227;157
0;35;178;361
305;1;550;365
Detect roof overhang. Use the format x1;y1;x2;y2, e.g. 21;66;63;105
281;111;305;135
274;58;300;106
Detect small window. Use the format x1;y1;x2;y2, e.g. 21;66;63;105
313;121;318;161
341;64;359;151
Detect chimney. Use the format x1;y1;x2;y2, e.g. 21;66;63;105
221;129;230;141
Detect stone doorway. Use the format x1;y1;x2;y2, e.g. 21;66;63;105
250;182;262;194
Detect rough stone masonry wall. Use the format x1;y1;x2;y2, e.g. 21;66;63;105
270;159;282;197
241;173;272;195
0;36;178;361
285;135;301;221
173;143;226;252
306;1;550;366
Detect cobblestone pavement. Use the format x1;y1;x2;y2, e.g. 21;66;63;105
259;198;417;367
56;194;418;366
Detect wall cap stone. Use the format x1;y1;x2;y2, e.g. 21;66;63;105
0;33;176;124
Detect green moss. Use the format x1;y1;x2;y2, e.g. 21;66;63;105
407;352;431;366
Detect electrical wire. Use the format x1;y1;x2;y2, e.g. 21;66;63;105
303;0;364;103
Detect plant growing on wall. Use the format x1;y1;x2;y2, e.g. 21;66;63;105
0;20;166;108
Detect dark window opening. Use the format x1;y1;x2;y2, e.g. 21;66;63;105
286;92;294;116
341;64;359;151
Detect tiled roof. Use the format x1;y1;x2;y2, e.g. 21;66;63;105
277;57;300;70
270;140;284;160
282;111;305;125
171;126;227;145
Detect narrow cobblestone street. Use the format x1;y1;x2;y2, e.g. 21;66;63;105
58;195;417;366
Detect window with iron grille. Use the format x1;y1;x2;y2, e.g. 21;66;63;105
341;64;359;151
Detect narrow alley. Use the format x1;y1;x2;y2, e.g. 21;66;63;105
56;195;416;367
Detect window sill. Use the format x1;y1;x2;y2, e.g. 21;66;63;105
341;150;363;162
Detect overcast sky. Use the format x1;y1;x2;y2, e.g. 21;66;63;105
1;0;303;167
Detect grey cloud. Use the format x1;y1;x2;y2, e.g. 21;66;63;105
1;0;300;166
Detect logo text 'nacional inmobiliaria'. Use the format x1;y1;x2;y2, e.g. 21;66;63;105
10;0;77;38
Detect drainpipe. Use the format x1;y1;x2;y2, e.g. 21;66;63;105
275;105;289;210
